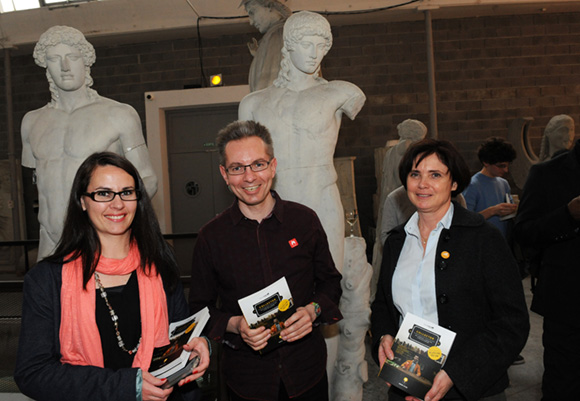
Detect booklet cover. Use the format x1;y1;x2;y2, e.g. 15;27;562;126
149;306;210;386
378;313;456;399
237;277;296;354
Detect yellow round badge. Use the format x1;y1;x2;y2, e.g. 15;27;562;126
278;299;290;312
441;251;450;259
428;346;442;361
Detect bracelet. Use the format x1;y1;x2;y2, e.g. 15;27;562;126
309;302;321;318
201;335;212;356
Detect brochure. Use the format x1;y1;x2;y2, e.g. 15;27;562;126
378;313;456;399
237;277;295;354
149;306;210;387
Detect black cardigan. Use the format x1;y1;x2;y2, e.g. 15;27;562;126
371;204;529;401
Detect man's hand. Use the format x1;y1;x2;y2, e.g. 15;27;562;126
227;315;270;351
405;370;453;401
280;305;316;342
568;195;580;220
378;334;395;368
494;202;517;217
142;371;173;401
177;337;211;387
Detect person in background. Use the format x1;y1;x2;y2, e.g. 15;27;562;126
15;152;209;401
189;120;342;401
514;139;580;401
462;137;517;239
371;139;529;401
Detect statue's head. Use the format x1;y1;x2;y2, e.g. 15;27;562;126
543;114;575;159
33;26;98;105
397;119;427;141
240;0;291;33
274;11;332;87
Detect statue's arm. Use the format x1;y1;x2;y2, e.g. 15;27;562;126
116;104;158;197
336;81;366;120
238;94;256;120
21;112;37;169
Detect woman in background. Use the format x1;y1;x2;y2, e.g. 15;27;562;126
371;139;529;401
15;152;209;401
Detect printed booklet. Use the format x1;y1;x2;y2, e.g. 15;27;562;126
378;313;456;399
149;306;210;388
238;277;295;354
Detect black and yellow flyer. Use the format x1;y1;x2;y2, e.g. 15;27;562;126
379;313;456;399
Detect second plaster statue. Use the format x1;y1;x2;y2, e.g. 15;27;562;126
239;11;366;278
21;26;157;260
239;11;366;397
241;0;291;92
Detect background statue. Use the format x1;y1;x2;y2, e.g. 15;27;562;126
21;26;157;260
239;10;366;399
370;119;427;301
539;114;575;161
508;115;575;190
241;0;291;92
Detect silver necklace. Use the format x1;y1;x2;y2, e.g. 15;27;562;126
94;272;141;355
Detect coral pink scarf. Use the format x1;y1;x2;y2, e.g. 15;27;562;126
59;244;169;370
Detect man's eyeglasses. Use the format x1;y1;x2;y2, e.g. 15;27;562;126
83;189;141;202
224;159;273;175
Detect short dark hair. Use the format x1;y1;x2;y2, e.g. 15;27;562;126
399;138;471;197
47;152;179;290
216;120;274;165
477;137;517;165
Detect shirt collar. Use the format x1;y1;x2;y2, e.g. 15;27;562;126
404;202;455;239
229;191;283;225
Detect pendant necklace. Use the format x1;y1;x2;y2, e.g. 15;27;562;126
94;272;141;355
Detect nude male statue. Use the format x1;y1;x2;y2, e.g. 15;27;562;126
239;11;366;278
241;0;291;92
21;26;157;260
239;13;365;397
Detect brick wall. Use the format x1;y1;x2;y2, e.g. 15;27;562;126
1;11;579;245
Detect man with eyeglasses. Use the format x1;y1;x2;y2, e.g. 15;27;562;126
462;137;518;239
189;120;342;401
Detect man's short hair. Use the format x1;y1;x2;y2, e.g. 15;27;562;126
216;120;274;166
477;137;517;165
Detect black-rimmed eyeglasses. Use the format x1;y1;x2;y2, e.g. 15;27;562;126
83;189;141;202
224;159;273;175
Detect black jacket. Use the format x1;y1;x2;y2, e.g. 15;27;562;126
514;140;580;322
371;205;529;401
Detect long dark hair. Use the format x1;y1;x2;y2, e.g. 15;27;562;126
46;152;179;290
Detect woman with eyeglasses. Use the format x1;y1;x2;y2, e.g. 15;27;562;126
15;152;209;401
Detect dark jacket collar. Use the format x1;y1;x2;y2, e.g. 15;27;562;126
229;191;283;225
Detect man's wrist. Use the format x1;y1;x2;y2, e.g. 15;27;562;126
309;302;321;320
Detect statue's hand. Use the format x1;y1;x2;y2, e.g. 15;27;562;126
247;38;259;56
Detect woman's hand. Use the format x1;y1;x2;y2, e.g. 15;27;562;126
280;305;315;342
177;337;211;387
378;334;395;368
142;371;173;401
228;315;271;351
404;369;453;401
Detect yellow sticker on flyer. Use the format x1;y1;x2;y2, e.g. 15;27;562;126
428;346;442;361
279;299;290;312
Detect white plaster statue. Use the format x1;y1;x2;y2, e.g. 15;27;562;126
335;237;372;401
241;0;291;92
21;26;157;260
239;11;366;399
539;114;575;161
370;119;426;301
508;115;575;190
